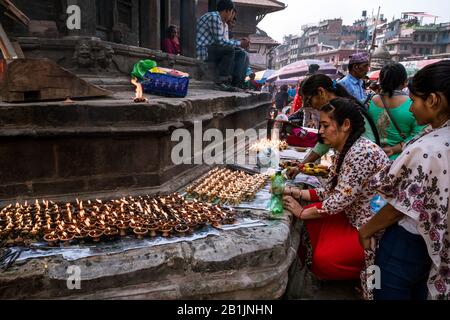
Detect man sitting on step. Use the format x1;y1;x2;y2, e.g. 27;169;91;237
196;0;250;91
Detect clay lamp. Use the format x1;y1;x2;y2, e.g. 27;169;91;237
96;220;107;231
133;227;148;240
129;219;142;230
174;223;189;237
44;223;53;235
186;219;197;233
30;227;40;238
159;223;172;237
209;214;222;228
43;232;59;247
104;227;119;240
108;219;117;228
197;215;209;227
89;229;104;243
67;224;78;234
75;228;88;243
146;221;159;237
58;231;74;246
116;221;128;237
223;214;237;225
57;221;65;234
83;218;95;231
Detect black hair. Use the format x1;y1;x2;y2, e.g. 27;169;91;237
379;63;407;98
348;63;356;73
320;97;366;189
301;74;381;146
249;73;256;79
217;0;235;12
280;84;288;92
308;64;320;74
408;60;450;116
167;25;178;37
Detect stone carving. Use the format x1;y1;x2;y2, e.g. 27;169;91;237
97;44;115;70
73;40;95;69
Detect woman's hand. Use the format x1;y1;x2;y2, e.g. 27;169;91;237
358;227;377;251
287;167;300;180
383;144;402;157
283;196;303;219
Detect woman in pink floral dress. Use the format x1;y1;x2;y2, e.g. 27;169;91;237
283;97;390;299
359;61;450;300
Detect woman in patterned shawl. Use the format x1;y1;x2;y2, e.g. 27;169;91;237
283;97;390;299
359;60;450;300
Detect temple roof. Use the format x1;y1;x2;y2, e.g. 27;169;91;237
234;0;286;12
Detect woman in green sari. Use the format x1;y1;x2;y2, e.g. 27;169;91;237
368;63;425;160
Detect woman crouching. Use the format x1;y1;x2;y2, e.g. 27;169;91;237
283;97;390;299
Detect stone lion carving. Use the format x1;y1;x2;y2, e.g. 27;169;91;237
73;40;95;69
97;44;115;70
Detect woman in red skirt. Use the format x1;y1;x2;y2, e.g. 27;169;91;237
283;97;389;299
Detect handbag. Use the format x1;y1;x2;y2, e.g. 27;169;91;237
379;95;407;140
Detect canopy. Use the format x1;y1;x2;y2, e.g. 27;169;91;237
274;77;304;86
368;59;444;81
268;59;338;82
247;69;277;83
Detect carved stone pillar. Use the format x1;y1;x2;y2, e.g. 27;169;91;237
139;0;161;49
179;0;196;58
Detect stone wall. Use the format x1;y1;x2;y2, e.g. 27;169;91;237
0;91;271;202
15;37;207;80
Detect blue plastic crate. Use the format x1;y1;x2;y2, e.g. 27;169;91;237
140;71;189;98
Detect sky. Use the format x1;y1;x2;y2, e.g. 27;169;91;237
258;0;450;42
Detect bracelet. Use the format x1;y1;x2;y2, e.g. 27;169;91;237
298;208;305;219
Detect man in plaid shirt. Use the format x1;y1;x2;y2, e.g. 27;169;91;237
196;0;250;90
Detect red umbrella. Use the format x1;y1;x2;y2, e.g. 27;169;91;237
368;70;380;81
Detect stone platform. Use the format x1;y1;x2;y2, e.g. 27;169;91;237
0;89;271;203
0;210;298;300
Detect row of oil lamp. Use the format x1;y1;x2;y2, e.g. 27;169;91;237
249;138;289;152
0;194;236;247
185;168;268;205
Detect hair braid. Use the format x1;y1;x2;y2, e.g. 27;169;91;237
330;126;365;189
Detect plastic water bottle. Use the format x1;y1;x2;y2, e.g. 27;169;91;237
269;170;285;216
370;195;387;214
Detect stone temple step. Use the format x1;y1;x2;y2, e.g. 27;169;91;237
81;76;217;93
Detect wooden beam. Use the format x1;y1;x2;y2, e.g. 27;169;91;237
180;0;196;58
0;22;18;59
0;0;30;26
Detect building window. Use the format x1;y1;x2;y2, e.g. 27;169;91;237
412;48;416;54
419;48;424;54
118;0;133;29
428;34;433;42
420;34;426;42
96;0;114;29
425;48;431;55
